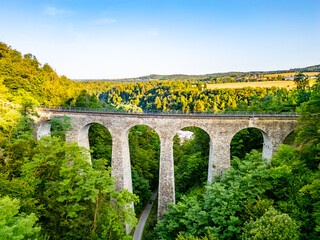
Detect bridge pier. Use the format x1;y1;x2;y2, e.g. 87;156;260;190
111;132;133;194
36;121;51;140
158;134;175;220
261;131;273;160
208;136;231;182
111;131;134;234
207;139;214;184
77;124;92;163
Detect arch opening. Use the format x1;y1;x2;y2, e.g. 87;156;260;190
78;122;112;167
283;130;299;147
173;126;210;200
128;125;160;215
88;123;112;169
49;116;72;141
38;116;72;141
230;127;273;163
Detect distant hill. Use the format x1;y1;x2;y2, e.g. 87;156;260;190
289;64;320;72
74;64;320;83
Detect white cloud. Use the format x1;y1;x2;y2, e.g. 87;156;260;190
92;18;117;25
44;7;74;16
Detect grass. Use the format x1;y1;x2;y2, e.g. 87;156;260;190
207;80;296;89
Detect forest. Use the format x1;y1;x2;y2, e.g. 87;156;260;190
1;41;320;239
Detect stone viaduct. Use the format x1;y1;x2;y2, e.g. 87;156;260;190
34;109;298;219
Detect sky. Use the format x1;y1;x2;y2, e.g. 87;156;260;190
0;0;319;79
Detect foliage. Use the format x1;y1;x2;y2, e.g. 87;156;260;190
175;152;206;194
2;41;320;240
174;127;209;195
100;81;301;113
299;169;320;233
19;137;137;239
294;73;309;92
176;231;218;240
0;42;83;107
155;151;272;239
49;116;72;141
242;207;300;240
265;144;316;238
132;168;152;214
296;77;320;148
204;152;272;239
0;195;40;240
230;128;263;159
129;125;160;190
128;125;160;215
67;90;107;108
0;104;137;240
241;196;273;223
142;196;158;240
88;123;112;168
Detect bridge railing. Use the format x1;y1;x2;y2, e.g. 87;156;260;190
36;106;300;117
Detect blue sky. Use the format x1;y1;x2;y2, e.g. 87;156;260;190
0;0;319;79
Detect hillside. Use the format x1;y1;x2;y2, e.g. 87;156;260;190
0;42;83;106
75;64;320;83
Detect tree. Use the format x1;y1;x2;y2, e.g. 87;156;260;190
155;151;272;239
296;82;320;148
88;123;112;168
131;169;152;214
0;196;40;239
294;73;309;92
20;137;137;239
155;96;162;109
49;115;72;141
176;231;218;240
242;207;299;240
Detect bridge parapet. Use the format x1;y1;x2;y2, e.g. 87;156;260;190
36;106;300;118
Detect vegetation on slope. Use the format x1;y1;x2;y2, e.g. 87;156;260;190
1;41;320;239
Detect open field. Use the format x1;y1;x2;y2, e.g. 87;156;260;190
207;81;296;89
264;72;319;78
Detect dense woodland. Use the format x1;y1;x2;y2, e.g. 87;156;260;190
1;42;320;239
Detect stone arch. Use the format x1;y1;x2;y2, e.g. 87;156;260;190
78;121;112;163
229;127;273;160
280;127;299;145
173;125;212;189
126;123;161;140
171;123;211;140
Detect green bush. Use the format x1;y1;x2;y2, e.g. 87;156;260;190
242;207;299;240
